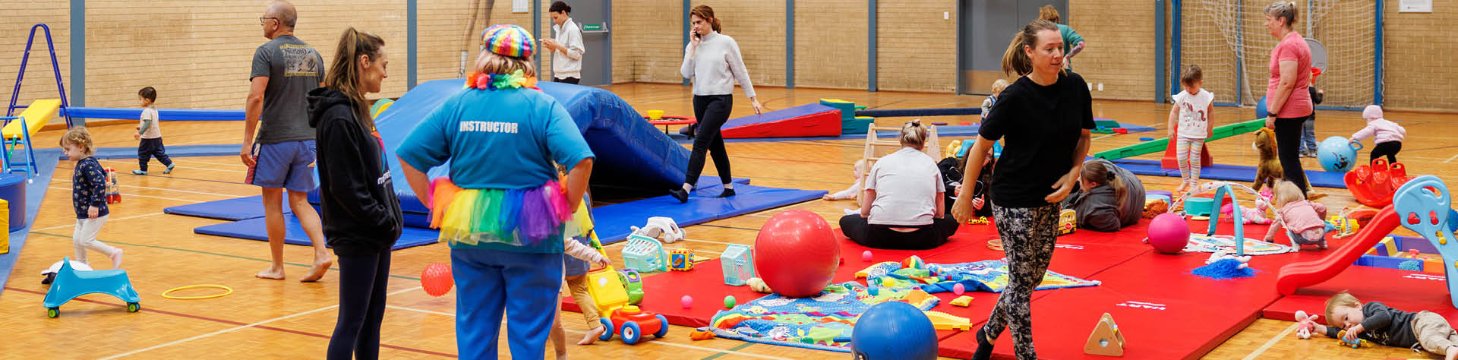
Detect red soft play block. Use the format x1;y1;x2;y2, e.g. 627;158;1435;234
720;103;843;139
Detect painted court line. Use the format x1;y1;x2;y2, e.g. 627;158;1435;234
1242;322;1298;360
32;212;165;231
47;187;202;203
101;286;426;359
1446;153;1458;163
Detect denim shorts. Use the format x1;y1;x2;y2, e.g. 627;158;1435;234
246;140;317;193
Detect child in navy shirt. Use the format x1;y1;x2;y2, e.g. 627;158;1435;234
61;128;122;268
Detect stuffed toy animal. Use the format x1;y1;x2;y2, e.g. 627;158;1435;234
630;216;686;244
1294;310;1320;339
1206;249;1251;269
1252;128;1284;192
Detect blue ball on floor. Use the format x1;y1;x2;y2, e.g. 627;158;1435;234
852;301;938;360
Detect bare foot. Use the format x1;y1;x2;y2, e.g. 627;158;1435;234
300;257;333;283
578;326;605;345
256;266;285;280
109;249;124;269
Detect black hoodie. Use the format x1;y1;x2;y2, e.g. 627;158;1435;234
308;87;403;257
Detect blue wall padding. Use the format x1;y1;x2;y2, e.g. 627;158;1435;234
65;107;244;121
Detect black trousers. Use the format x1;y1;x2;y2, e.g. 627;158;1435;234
137;138;173;172
1274;116;1311;195
554;77;580;84
327;251;392;360
1371;141;1402;164
839;214;960;250
685;95;733;187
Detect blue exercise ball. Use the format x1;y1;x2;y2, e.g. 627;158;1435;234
851;302;938;360
1256;96;1268;119
1317;136;1360;173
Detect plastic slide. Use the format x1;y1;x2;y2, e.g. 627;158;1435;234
1275;206;1400;295
2;99;60;139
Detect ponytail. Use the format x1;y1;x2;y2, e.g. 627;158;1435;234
324;27;386;131
1001;20;1060;76
691;5;723;33
899;119;927;150
1082;161;1127;211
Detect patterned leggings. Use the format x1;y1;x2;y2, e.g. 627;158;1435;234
1176;138;1204;185
984;203;1060;360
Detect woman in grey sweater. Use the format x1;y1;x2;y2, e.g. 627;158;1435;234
668;5;763;203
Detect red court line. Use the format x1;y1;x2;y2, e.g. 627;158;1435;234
5;287;456;358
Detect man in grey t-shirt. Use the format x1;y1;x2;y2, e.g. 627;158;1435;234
244;0;330;282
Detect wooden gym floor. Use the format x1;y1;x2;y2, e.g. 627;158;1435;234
2;83;1456;359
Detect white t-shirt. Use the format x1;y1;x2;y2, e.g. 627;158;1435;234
1173;89;1214;140
551;18;585;80
138;106;162;139
866;147;943;226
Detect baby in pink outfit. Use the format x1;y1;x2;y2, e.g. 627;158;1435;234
1350;105;1407;164
1265;180;1328;249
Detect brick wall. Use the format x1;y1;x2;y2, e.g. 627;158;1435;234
1382;0;1457;112
614;0;683;83
694;0;787;88
418;0;481;84
875;0;955;92
0;1;71;109
1071;0;1156;101
794;0;867;89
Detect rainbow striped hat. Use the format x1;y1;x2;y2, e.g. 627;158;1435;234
482;24;535;59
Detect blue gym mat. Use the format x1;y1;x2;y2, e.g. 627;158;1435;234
66;107;244;121
164;195;290;220
0;149;64;294
193;215;440;251
1112;158;1347;188
90;144;242;160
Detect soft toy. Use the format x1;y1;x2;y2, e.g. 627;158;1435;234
1206;249;1251;269
1252;128;1284;193
630;216;686;243
1294;310;1320;339
746;277;772;293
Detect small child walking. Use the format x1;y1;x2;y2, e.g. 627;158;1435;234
132;86;174;175
1167;65;1215;196
1318;292;1458;360
61;128;123;268
1350;105;1407;164
1264;180;1328;249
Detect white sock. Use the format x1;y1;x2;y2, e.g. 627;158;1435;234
722;183;734;190
681;183;693;192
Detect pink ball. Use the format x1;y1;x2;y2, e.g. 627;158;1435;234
1220;203;1234;216
754;210;841;298
1147;213;1191;254
953;283;965;295
681;295;693;309
862;250;873;262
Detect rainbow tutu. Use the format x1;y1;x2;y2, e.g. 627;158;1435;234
430;178;572;247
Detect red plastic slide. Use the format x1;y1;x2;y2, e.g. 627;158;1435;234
1276;206;1400;295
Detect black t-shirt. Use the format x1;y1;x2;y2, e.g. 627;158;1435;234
978;72;1094;208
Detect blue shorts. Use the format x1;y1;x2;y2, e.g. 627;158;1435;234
563;236;590;276
247;140;317;193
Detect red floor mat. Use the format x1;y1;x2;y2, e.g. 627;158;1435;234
1263;264;1458;324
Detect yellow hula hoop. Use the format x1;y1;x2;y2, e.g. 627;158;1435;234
162;284;234;300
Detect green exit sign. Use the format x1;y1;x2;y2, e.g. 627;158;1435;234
582;23;606;32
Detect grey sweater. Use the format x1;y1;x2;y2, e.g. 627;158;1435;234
680;31;756;98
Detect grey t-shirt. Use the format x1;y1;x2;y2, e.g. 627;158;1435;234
250;35;324;144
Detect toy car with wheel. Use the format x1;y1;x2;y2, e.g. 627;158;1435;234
597;305;669;345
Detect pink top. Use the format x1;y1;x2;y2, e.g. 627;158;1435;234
1267;32;1313;119
1351;118;1407;144
1278;200;1327;233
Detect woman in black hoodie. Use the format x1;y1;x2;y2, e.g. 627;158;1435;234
309;28;403;360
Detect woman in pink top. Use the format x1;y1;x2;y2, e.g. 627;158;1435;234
1262;1;1314;196
1264;181;1327;249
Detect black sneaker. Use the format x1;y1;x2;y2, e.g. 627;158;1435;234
972;325;996;360
720;188;736;198
679;124;696;139
669;188;689;203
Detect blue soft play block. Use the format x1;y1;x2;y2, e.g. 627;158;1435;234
590;184;826;245
1112;159;1347;188
194;215;439;251
164;196;290;220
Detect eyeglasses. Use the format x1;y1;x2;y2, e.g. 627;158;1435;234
259;17;277;25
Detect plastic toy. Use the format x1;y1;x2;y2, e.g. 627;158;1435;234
1294;310;1319;339
966;216;990;225
861;250;873;262
1327;214;1361;238
618;269;644;305
1085;313;1125;356
925;310;972;331
720;244;755;286
1058;209;1077;235
680;295;693;309
953;282;966;295
1317;136;1360;173
949;295;974;307
40;259;91;285
689;327;716;341
1205;183;1255;256
850;301;938;360
669;248;695;271
1345;158;1412;208
43;257;141;318
753;210;840;298
1147;213;1190;254
421;263;452;297
745;277;771;293
629;216;686;244
104;167;121;204
1336;329;1368;348
622;234;668;273
1183;197;1215;216
580;214;668;345
723;295;736;309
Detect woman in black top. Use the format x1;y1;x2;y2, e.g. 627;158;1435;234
951;20;1094;360
309;28;404;360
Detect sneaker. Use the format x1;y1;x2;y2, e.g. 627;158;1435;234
164;163;176;174
131;170;147;175
720;188;736;198
668;188;689;203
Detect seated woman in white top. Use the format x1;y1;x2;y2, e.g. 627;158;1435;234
839;120;960;250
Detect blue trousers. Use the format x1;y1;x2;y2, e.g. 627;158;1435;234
452;248;563;360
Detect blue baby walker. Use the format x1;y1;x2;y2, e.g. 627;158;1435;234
42;258;141;318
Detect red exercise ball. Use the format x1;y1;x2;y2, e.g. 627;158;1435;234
421;263;454;297
753;210;840;298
